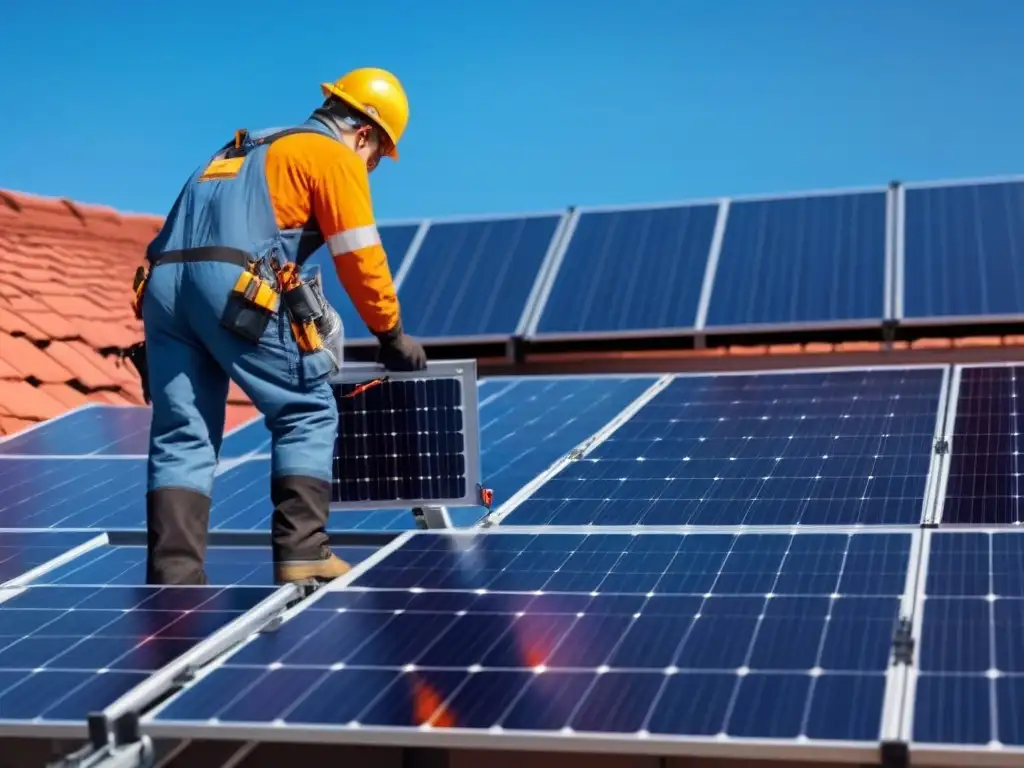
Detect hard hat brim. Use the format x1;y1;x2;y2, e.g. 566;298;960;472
320;82;400;161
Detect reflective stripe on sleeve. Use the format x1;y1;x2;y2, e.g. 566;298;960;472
327;225;381;255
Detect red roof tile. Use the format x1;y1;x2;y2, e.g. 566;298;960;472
0;187;172;435
2;333;73;382
0;180;264;438
0;379;67;420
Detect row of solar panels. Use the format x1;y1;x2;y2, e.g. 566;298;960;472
6;363;1024;530
312;176;1024;346
0;528;1014;762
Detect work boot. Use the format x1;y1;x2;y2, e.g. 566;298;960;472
270;476;351;584
275;547;352;584
146;488;211;585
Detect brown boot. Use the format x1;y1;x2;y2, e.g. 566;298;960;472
271;475;347;584
146;488;211;585
275;552;352;584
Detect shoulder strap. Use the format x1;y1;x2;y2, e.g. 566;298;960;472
219;126;337;160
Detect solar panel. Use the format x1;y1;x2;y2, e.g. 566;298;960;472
0;532;101;585
304;222;422;342
0;405;150;457
395;214;564;340
330;361;481;511
477;376;656;506
939;364;1022;524
503;367;944;527
0;458;146;529
0;584;275;735
0;405;263;459
910;530;1024;757
529;204;718;337
704;191;888;329
143;529;911;760
901;180;1024;322
30;544;378;587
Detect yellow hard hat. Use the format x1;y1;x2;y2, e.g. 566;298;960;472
320;68;408;161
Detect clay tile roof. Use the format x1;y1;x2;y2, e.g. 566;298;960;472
0;186;257;436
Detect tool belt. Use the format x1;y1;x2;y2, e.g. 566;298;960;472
128;247;338;366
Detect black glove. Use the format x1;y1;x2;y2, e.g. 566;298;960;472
376;321;427;372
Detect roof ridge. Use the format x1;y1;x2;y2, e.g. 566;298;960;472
0;187;164;235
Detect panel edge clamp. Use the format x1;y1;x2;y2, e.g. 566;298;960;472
933;437;949;455
412;507;453;529
879;740;909;768
891;615;915;665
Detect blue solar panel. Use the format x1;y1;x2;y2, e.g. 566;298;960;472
912;531;1024;749
30;545;378;587
902;181;1024;321
397;215;563;339
478;376;655;505
941;365;1021;524
148;530;909;751
0;405;150;457
532;205;718;336
305;223;421;342
504;368;943;527
0;404;263;460
0;532;99;583
0;458;146;528
705;192;887;328
0;584;274;728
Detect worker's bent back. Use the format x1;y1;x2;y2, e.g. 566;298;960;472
139;119;385;586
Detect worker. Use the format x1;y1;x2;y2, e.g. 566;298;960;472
134;67;427;587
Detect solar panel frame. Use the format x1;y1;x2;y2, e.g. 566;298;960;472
490;364;951;530
382;209;570;346
521;202;725;342
699;186;894;335
894;175;1024;327
327;360;482;512
929;362;1018;526
0;582;296;741
900;527;1024;767
0;532;108;588
135;526;921;764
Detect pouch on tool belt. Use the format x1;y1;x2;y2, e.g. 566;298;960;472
281;268;328;354
307;270;344;370
220;261;280;343
130;266;149;320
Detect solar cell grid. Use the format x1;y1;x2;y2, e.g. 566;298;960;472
901;181;1024;321
0;458;146;529
397;215;564;339
531;204;718;336
704;191;888;329
503;368;944;527
0;405;150;457
148;530;911;754
0;584;274;730
912;530;1024;752
332;372;473;507
941;364;1023;524
0;532;100;584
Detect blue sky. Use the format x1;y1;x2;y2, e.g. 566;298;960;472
1;0;1020;220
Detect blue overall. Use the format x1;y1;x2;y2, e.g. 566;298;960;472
143;120;341;499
